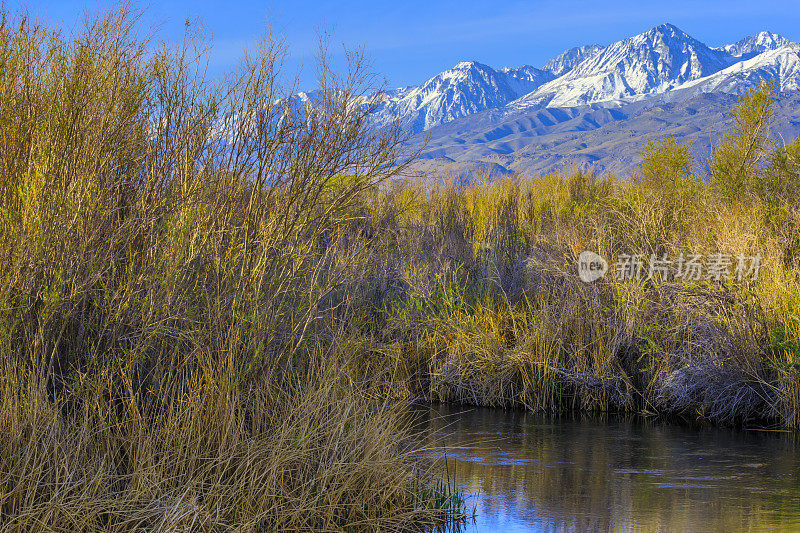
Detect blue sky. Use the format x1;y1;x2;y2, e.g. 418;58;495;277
31;0;800;90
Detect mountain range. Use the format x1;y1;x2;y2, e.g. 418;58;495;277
366;24;800;179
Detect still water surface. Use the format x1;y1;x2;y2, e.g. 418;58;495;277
416;405;800;532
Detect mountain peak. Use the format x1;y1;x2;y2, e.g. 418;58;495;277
637;23;703;47
542;44;604;76
369;24;800;136
511;22;736;110
718;31;793;58
452;60;482;69
648;22;684;35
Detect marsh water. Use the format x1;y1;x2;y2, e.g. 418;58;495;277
416;405;800;532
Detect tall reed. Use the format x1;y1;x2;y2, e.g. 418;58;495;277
0;4;458;530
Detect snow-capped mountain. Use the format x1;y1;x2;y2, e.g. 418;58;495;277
509;24;737;111
371;61;553;133
716;31;793;58
371;24;798;136
409;90;800;180
667;45;800;98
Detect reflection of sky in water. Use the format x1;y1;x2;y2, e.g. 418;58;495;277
415;406;800;532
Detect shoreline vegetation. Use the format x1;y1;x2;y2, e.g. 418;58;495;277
1;4;799;530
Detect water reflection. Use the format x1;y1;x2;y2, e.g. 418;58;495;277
415;405;800;532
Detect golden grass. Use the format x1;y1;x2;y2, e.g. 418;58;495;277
368;89;800;426
0;4;460;530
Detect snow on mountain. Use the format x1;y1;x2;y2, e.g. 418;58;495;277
670;46;800;97
542;44;604;76
716;31;794;58
366;24;799;138
499;65;556;96
369;25;800;180
508;24;736;111
371;61;553;133
408;90;800;179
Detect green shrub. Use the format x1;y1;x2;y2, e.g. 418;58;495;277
710;81;777;202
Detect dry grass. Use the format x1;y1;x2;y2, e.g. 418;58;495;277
0;4;460;531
